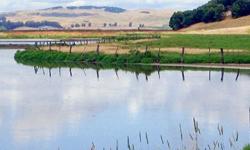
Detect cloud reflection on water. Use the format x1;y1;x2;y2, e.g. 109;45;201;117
0;50;250;149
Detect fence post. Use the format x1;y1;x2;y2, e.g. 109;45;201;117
181;47;185;63
145;45;148;53
220;48;224;64
115;46;119;57
49;42;52;51
96;44;100;55
238;49;240;64
157;48;161;63
208;48;211;63
69;45;73;53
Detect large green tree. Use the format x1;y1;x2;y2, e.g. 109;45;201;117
232;0;250;17
169;12;184;30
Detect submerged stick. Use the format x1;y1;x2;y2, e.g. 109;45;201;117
116;140;118;150
145;132;149;144
160;135;164;144
127;136;130;150
139;132;142;143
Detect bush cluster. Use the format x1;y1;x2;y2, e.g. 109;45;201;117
169;0;250;30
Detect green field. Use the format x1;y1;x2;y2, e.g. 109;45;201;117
135;34;250;50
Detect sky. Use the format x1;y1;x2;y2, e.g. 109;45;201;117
0;0;209;12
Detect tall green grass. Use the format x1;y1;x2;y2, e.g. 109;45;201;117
244;145;250;150
14;48;250;65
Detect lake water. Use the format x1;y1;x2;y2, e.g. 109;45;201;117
0;50;250;150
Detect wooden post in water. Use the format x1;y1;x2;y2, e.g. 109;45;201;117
209;68;211;81
181;47;185;63
220;48;224;64
49;68;51;77
160;135;164;144
181;66;185;81
59;67;61;77
235;69;240;81
116;140;118;150
157;65;160;79
139;132;142;143
221;68;224;82
127;136;130;150
135;72;139;81
145;132;149;144
69;68;72;77
115;68;119;79
96;69;100;80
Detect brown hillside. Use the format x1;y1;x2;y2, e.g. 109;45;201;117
5;8;173;30
181;15;250;34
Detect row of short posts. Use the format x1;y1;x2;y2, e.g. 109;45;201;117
181;47;225;64
34;40;229;65
141;46;227;64
34;65;240;83
33;38;109;53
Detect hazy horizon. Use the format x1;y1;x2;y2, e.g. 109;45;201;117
0;0;209;13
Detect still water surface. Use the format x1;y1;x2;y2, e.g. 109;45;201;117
0;50;250;150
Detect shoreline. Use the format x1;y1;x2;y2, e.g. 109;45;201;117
135;63;250;70
14;49;250;70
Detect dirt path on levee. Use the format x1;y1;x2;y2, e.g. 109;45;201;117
41;43;247;54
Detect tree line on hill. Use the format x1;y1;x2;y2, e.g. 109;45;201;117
169;0;250;30
0;16;62;30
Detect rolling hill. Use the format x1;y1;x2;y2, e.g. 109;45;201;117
181;12;250;34
1;6;173;30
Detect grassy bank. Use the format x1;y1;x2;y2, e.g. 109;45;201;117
14;48;250;65
136;34;250;51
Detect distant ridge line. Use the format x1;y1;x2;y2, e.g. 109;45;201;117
41;5;127;13
3;29;173;33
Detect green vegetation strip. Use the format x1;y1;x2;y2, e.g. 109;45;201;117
137;34;250;50
244;145;250;150
14;48;250;65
